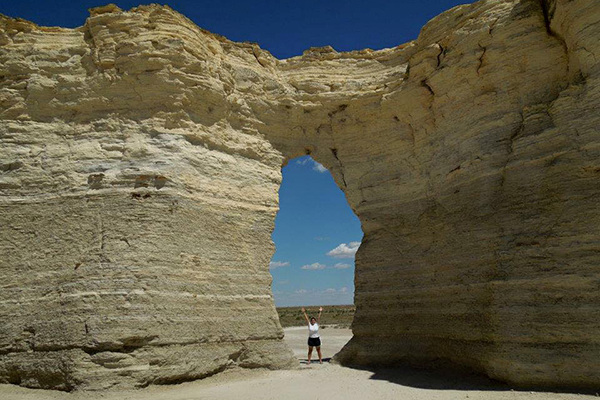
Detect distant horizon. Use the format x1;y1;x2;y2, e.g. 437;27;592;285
276;304;354;309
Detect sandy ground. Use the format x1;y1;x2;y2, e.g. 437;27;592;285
0;327;596;400
283;325;351;362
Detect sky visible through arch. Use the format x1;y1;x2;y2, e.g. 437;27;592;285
270;157;362;307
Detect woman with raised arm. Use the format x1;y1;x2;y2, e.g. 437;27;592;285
301;306;323;364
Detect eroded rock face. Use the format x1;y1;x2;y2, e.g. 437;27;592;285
0;0;599;391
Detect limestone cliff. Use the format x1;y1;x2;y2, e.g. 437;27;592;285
0;0;599;391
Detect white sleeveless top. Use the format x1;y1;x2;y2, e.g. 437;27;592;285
309;322;320;338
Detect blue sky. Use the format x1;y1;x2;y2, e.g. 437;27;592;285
3;0;469;59
3;0;472;306
270;157;362;307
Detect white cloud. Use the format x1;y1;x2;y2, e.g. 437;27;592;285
296;157;328;173
301;262;327;270
322;286;350;295
326;241;361;259
313;162;327;173
270;261;290;269
333;262;352;269
274;287;354;307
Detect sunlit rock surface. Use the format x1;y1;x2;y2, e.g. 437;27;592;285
1;0;599;390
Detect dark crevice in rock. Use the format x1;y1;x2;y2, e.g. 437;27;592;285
141;364;229;387
476;45;487;75
6;370;22;385
420;80;435;97
330;147;348;188
87;173;104;189
83;335;159;355
0;160;23;172
539;0;584;84
436;43;444;68
448;165;461;174
228;348;244;362
327;104;348;118
539;0;568;61
540;0;557;36
251;48;267;68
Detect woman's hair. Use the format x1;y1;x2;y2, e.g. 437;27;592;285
310;317;316;322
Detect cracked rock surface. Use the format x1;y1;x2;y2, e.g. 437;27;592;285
1;0;599;391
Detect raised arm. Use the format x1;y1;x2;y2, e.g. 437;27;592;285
317;306;323;324
301;307;310;325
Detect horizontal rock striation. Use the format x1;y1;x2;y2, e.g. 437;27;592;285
1;0;599;391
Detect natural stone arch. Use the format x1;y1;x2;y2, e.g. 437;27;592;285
1;0;599;391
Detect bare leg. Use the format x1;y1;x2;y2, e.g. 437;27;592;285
308;346;313;364
317;346;323;364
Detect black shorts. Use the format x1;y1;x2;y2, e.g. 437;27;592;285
308;337;321;347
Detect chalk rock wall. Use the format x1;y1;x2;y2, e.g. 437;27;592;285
1;0;599;391
0;4;296;391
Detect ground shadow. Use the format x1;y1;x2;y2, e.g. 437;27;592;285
351;364;508;391
343;364;598;395
298;357;332;365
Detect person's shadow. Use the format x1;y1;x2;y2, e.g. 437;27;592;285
299;357;332;364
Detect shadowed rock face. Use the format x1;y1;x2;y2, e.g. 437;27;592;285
0;0;599;391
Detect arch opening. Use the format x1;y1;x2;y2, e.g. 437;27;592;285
269;155;362;363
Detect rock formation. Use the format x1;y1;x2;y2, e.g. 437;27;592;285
1;0;599;391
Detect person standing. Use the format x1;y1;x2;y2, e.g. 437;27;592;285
301;306;323;364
